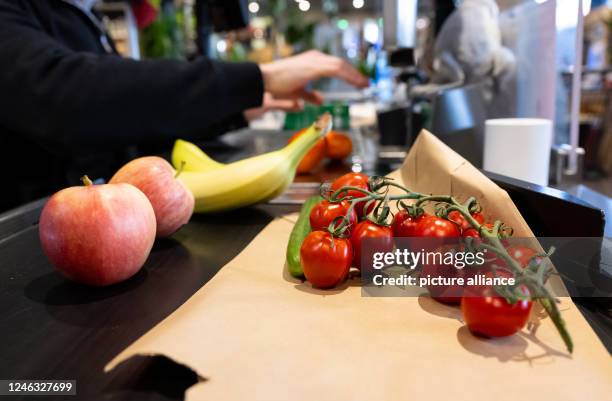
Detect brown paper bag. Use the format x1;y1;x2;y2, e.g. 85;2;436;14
106;131;612;401
389;131;534;236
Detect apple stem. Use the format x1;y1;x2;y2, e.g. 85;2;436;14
175;161;186;179
81;175;93;187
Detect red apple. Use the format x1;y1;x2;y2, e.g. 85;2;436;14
110;156;194;237
39;176;157;286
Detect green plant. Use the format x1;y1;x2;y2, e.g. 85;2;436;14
140;0;185;59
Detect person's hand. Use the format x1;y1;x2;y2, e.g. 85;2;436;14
243;92;304;121
258;50;369;105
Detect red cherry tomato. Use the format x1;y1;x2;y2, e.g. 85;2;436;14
481;222;494;231
462;221;499;238
392;210;427;237
413;215;461;238
422;266;483;305
462;228;480;238
420;241;482;305
330;173;372;218
350;220;394;269
412;217;461;302
391;209;410;232
485;245;539;274
309;200;357;233
472;212;485;225
300;231;353;288
462;284;532;337
506;246;539;268
448;210;485;231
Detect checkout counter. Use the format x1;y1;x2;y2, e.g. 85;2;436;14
0;0;609;398
0;125;609;400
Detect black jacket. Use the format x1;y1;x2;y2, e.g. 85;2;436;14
0;0;264;212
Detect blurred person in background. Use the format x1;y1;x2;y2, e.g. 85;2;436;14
0;0;368;212
410;0;515;115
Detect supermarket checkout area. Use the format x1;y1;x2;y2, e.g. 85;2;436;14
0;124;610;401
1;1;610;399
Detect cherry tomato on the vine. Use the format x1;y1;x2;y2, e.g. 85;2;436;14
462;228;480;238
421;244;482;305
392;209;410;232
300;231;353;288
506;246;539;268
330;172;372;218
463;222;499;238
350;220;394;269
461;283;532;337
485;245;539;274
392;210;428;237
413;215;461;238
309;200;357;233
448;210;485;232
483;222;494;229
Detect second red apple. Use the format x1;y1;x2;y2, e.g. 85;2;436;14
110;156;194;237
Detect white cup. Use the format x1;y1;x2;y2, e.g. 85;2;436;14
483;118;553;186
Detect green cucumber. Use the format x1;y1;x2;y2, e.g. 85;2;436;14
286;195;323;278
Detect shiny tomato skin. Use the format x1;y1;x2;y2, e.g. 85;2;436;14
478;223;497;235
472;212;485;225
413;215;461;238
422;264;482;305
506;246;539;268
448;210;485;231
391;209;410;233
350;221;394;269
421;242;485;305
462;228;480;238
485;245;538;274
330;172;371;217
309;200;357;233
463;222;501;239
300;231;353;288
461;287;532;337
392;210;427;237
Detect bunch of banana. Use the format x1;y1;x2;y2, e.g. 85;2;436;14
172;113;332;213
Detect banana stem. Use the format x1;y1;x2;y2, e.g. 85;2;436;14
284;123;327;169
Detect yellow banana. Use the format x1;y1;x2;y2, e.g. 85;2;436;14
172;139;225;172
175;114;332;213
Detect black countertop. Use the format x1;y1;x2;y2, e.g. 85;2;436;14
0;197;298;401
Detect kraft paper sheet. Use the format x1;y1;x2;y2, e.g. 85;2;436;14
107;131;611;401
